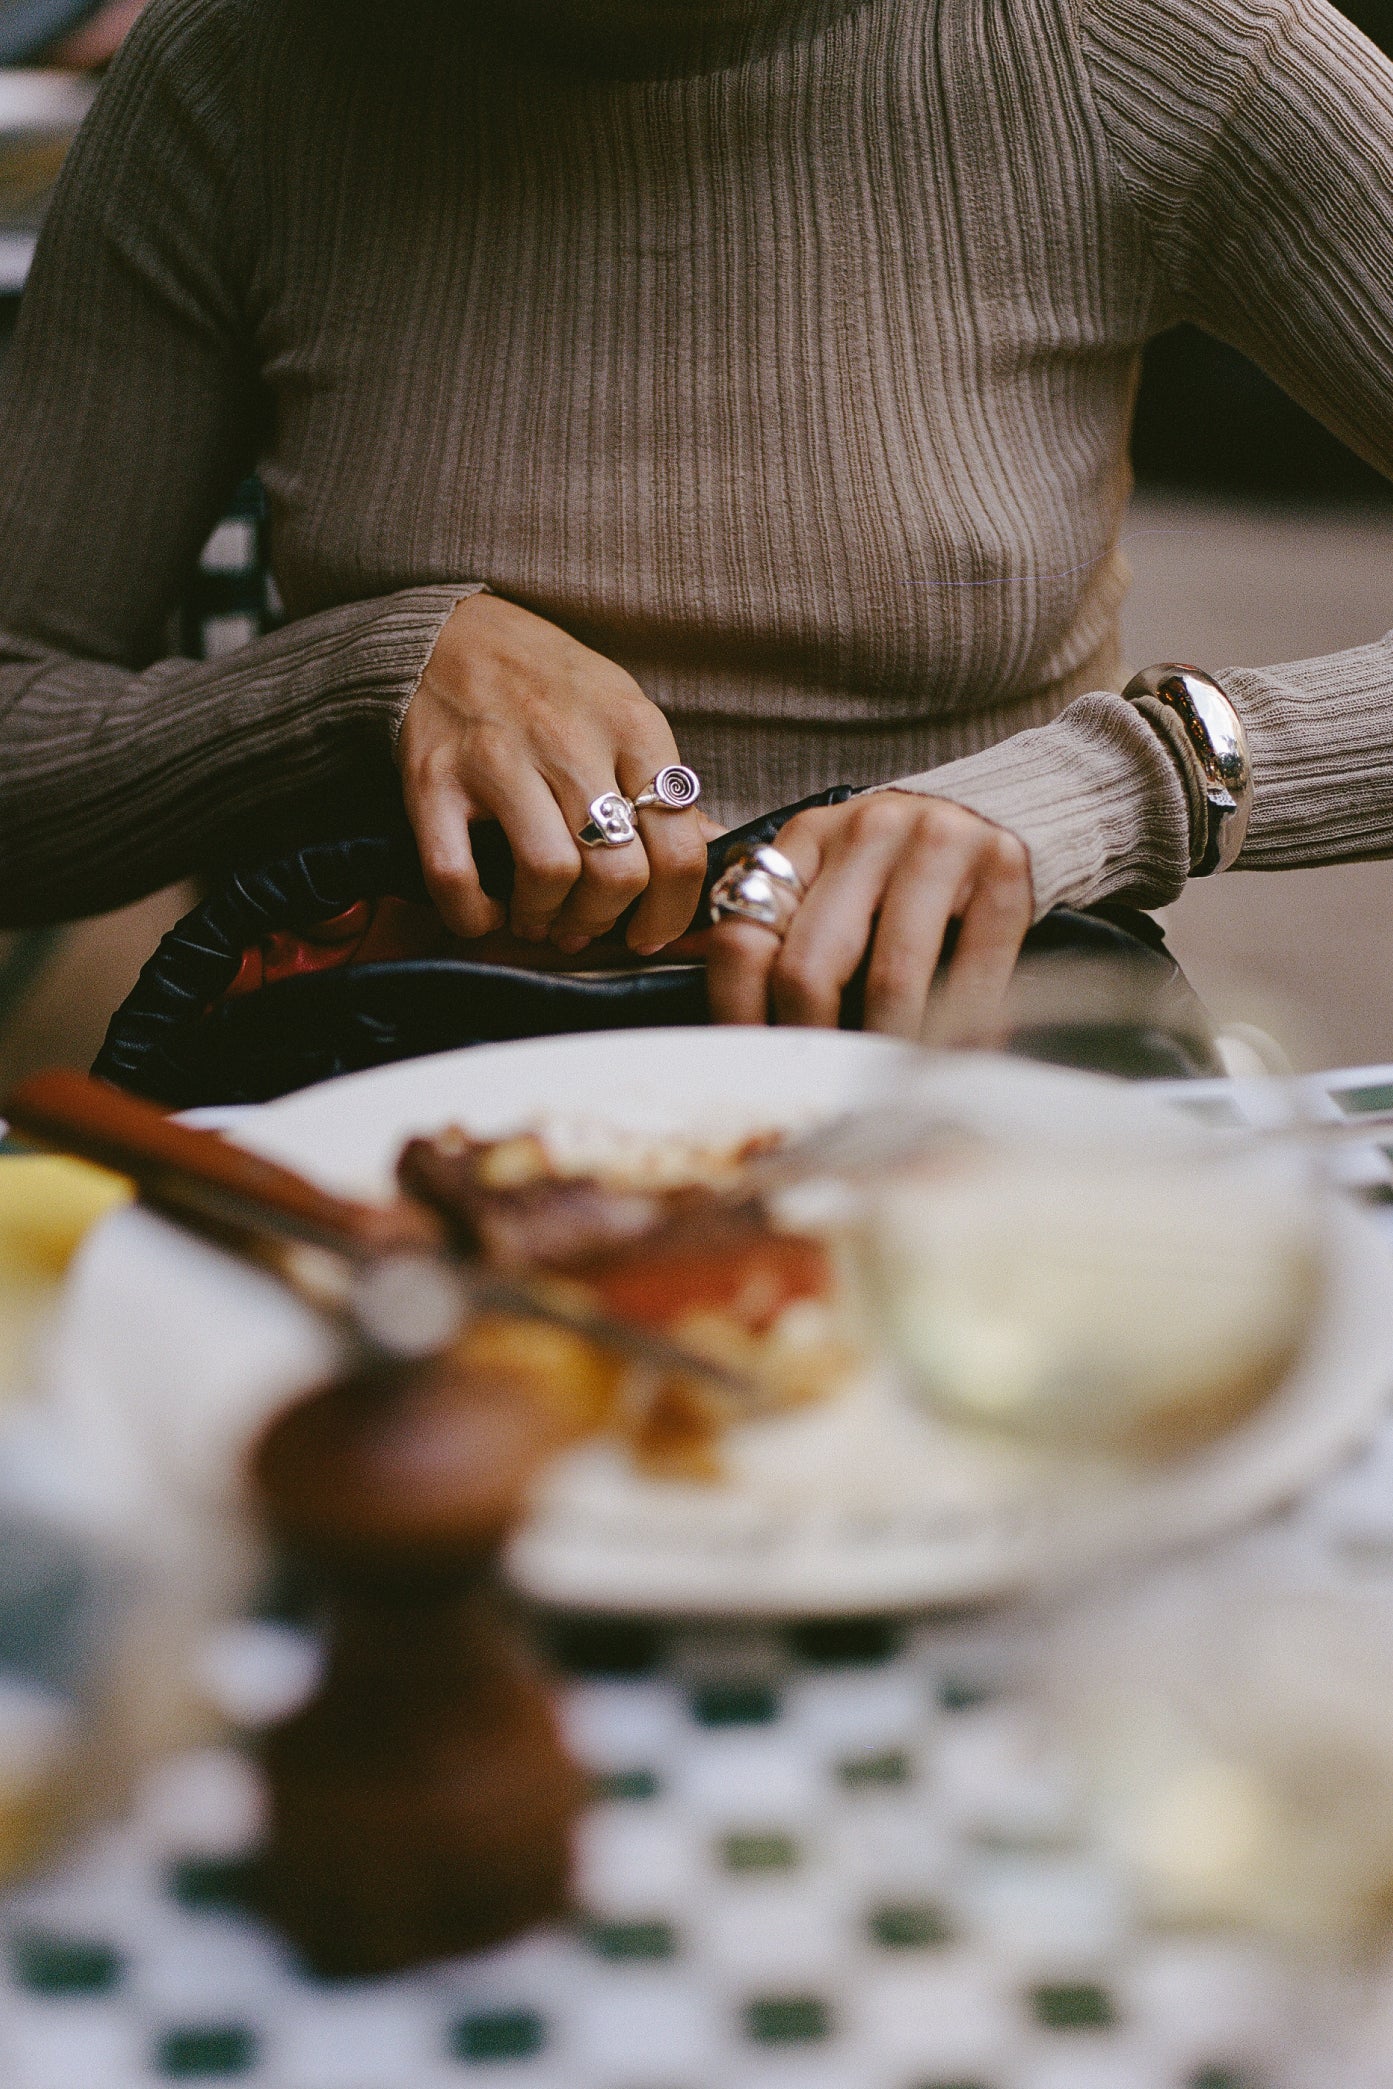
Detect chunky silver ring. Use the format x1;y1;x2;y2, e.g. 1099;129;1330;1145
739;843;805;897
710;867;799;934
708;843;807;936
633;764;702;812
579;791;640;848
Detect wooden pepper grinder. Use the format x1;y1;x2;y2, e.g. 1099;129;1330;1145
250;1352;585;1978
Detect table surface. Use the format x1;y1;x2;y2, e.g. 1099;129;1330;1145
7;1062;1393;2089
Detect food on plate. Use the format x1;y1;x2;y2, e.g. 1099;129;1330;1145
398;1124;855;1478
397;1114;1321;1477
864;1146;1322;1459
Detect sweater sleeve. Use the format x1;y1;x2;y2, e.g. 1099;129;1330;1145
887;0;1393;914
0;0;475;926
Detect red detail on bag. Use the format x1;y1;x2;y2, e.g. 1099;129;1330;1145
220;897;452;1002
217;900;712;1007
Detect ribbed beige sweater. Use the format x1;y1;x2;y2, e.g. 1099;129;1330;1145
1;0;1391;924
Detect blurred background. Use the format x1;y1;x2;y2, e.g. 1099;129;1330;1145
2;0;1392;1084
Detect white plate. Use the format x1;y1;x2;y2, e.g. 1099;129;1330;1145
30;1030;1393;1617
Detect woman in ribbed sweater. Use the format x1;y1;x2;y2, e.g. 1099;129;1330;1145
1;0;1391;1035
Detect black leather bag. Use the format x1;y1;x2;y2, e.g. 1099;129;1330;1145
95;791;1219;1106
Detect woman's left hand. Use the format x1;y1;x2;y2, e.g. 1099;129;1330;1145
704;792;1033;1043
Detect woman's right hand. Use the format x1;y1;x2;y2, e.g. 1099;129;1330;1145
397;593;708;956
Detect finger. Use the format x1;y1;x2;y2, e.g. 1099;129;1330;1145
615;751;705;951
771;810;906;1027
408;763;506;940
926;843;1033;1047
608;746;706;953
704;813;829;1024
705;918;784;1024
547;784;651;950
861;839;965;1036
490;768;586;941
625;809;708;952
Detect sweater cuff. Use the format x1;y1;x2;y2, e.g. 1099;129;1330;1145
344;583;488;749
0;582;490;923
879;691;1195;918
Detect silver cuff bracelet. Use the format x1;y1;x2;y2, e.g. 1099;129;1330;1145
1121;663;1252;876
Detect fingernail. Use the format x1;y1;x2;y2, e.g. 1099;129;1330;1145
629;940;661;958
554;934;589;955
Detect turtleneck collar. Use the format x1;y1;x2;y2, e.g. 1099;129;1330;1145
476;0;874;80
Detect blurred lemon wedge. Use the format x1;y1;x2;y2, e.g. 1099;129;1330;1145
0;1152;132;1399
0;1153;132;1281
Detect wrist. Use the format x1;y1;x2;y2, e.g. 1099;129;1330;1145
883;691;1194;917
387;583;491;758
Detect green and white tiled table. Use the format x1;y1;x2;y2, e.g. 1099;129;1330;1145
6;1065;1393;2089
1;1610;1325;2089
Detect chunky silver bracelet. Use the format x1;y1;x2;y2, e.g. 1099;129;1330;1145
1121;663;1253;876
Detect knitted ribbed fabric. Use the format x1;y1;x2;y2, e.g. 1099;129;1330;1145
1;0;1390;922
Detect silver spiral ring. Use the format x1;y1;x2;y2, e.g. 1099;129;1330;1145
633;764;702;813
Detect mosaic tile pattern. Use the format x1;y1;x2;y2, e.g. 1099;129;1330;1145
5;1065;1393;2087
1;1623;1326;2089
